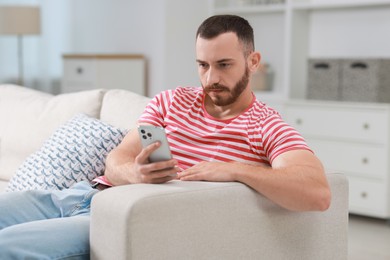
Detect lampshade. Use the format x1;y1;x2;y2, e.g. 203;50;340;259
0;6;40;35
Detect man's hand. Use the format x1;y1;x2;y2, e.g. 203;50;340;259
178;161;270;182
132;141;179;184
178;161;240;182
105;129;179;186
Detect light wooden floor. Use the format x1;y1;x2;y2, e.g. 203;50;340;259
348;214;390;260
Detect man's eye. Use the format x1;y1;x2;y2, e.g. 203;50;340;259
198;63;208;69
219;63;231;68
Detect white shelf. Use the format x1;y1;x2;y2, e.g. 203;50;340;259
211;0;390;100
293;0;390;11
214;4;285;14
214;0;390;13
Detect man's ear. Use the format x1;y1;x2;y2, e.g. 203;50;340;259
248;52;261;73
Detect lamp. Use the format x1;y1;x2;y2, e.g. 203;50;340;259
0;5;40;86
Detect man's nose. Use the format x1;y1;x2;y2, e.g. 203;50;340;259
206;68;220;86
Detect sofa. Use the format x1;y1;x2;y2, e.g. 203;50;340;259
0;84;349;259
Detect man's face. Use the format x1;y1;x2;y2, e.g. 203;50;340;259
196;32;250;107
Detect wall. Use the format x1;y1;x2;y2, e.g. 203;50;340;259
0;0;209;96
164;0;210;90
69;0;166;96
309;7;390;58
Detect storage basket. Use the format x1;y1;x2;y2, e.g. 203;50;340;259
307;59;341;101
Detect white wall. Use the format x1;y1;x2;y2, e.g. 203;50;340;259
309;8;390;58
69;0;167;96
164;0;210;90
0;0;209;96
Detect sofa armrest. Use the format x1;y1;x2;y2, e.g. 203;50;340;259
90;173;348;260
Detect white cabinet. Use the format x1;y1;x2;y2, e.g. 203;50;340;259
62;54;146;95
284;100;390;219
211;0;390;103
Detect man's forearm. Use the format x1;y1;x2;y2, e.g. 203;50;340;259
178;150;331;212
234;164;331;212
104;149;136;186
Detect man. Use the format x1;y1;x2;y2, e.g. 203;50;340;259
0;15;331;259
103;14;331;212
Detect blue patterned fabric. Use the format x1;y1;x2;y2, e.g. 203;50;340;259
6;114;127;192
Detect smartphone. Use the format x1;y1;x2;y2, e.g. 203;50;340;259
137;125;173;163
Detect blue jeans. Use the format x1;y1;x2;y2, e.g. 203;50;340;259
0;181;99;260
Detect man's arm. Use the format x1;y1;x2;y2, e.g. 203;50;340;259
104;129;179;185
178;150;331;212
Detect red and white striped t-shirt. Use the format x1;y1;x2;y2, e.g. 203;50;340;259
138;87;311;170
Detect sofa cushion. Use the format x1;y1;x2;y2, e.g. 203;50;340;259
100;89;150;130
6;114;127;191
0;85;105;182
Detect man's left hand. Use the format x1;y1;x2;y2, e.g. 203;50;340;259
178;161;237;182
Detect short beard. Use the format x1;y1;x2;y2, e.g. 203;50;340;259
203;67;250;107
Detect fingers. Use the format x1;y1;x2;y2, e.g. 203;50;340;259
177;167;203;181
138;161;177;176
135;141;161;164
138;165;179;184
134;141;179;184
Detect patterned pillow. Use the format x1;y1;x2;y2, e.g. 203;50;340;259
6;114;127;191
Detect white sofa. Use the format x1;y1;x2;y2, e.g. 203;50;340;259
0;84;349;260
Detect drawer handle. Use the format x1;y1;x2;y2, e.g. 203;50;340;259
362;123;370;130
351;62;368;69
361;192;368;199
76;67;84;74
362;157;369;164
314;63;330;69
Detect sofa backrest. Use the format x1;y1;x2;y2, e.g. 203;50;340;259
0;85;105;183
99;89;150;130
0;85;151;189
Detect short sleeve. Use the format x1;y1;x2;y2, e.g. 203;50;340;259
138;90;175;127
260;114;312;163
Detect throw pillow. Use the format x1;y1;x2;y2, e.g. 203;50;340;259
6;114;127;192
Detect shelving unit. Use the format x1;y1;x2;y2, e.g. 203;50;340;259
211;0;390;219
210;0;390;104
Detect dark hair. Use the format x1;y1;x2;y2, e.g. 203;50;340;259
196;15;255;56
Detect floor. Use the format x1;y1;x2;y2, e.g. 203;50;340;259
348;214;390;260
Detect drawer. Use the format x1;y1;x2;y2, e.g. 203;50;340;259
284;104;389;143
63;59;97;82
348;176;390;218
308;139;387;178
